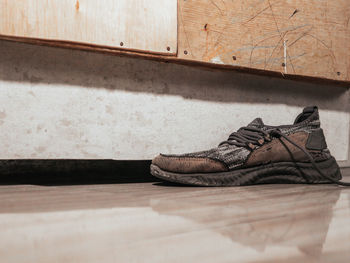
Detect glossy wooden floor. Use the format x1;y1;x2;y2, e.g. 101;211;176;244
1;180;350;262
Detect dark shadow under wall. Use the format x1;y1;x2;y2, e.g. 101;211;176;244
0;160;157;185
0;40;349;112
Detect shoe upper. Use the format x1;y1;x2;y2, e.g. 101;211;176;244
152;106;332;173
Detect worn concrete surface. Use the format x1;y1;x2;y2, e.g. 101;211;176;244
0;40;349;161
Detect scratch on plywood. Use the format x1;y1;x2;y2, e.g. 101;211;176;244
263;1;284;69
249;34;280;66
179;1;193;57
210;0;224;16
210;1;230;50
305;33;337;74
243;5;271;25
252;24;310;43
250;52;306;66
249;24;312;68
176;0;349;81
266;38;284;69
287;31;309;47
305;33;335;59
238;45;277;52
277;24;311;34
75;0;79;11
287;52;296;73
248;23;311;69
265;0;296;73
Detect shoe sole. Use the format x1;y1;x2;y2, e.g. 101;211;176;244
150;157;342;186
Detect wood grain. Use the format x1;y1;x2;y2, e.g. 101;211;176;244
177;0;350;81
0;0;349;83
0;183;349;262
0;0;177;55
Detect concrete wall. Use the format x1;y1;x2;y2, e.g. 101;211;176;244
0;40;349;165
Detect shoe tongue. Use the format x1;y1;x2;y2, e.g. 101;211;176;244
247;118;265;128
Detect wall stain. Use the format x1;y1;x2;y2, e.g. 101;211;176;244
60;119;72;126
35;146;46;154
28;90;36;97
0;111;6;126
0;110;6;119
105;105;113;114
133;111;152;126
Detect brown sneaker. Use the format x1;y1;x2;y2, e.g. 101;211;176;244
151;106;348;186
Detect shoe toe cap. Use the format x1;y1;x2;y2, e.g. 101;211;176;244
152;154;228;173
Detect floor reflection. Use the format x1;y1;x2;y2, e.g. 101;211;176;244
0;183;349;262
150;185;343;259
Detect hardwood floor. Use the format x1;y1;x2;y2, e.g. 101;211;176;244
0;181;349;262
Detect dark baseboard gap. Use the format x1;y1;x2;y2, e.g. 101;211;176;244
0;159;348;186
0;159;157;185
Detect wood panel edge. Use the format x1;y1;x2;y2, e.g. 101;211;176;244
1;35;349;88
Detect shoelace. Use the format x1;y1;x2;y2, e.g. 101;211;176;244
220;127;350;186
219;127;271;149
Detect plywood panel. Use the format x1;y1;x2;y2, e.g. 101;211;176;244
177;0;350;81
0;0;177;55
0;0;349;83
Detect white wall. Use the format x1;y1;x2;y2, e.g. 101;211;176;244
0;40;349;164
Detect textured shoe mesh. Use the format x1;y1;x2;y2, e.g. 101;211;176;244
162;107;324;170
162;145;251;170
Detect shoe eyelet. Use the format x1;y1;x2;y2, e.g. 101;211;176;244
247;143;256;150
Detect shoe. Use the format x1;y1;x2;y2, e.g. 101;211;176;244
150;106;348;186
